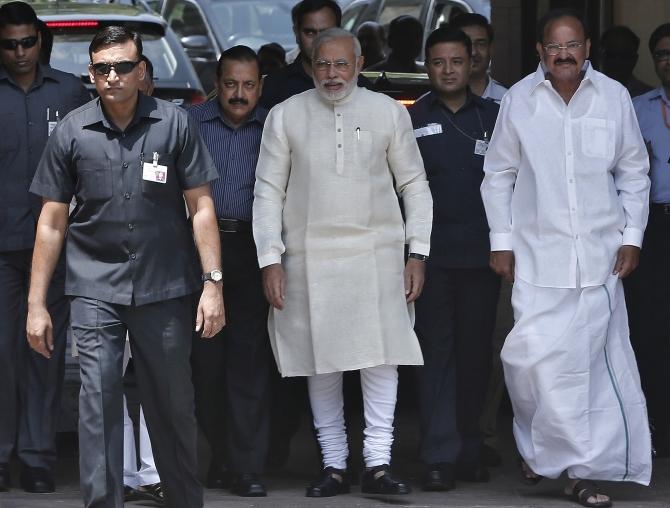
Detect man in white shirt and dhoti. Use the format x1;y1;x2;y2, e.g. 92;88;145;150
480;9;652;508
252;27;432;497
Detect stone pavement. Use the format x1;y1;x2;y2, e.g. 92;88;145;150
0;407;668;508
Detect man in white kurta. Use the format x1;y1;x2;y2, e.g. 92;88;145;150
480;11;652;507
253;28;432;497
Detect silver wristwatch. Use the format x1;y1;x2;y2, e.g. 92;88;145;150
202;269;223;283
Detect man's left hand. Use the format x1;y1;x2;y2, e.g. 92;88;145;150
195;282;225;338
404;258;426;303
613;245;640;279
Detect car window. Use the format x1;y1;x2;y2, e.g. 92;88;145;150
342;2;368;32
50;32;179;82
430;0;470;30
207;0;297;49
378;0;426;27
168;0;211;41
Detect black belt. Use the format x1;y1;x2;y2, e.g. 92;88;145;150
217;218;252;233
651;203;670;215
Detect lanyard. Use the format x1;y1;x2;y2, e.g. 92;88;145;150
439;103;487;142
660;99;670;130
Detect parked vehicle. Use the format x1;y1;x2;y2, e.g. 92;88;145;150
161;0;299;92
342;0;490;57
22;0;207;106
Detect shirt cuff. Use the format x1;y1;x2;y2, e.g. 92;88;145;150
408;241;430;257
489;232;513;251
258;251;281;269
622;227;644;248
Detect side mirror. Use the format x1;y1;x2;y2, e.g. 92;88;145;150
180;35;210;50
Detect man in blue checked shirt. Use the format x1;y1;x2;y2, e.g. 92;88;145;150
188;45;271;498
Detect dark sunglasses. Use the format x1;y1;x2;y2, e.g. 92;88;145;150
90;60;140;76
0;35;39;50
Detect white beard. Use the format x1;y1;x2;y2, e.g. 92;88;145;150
315;76;357;102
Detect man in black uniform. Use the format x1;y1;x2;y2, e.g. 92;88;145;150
409;26;500;491
260;0;369;109
0;1;89;494
26;26;223;508
189;45;271;497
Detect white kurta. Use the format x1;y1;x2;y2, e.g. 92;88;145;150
253;86;432;377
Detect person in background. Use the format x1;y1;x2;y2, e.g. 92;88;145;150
36;18;52;66
366;15;424;73
356;21;385;68
451;13;507;103
253;27;432;498
600;25;653;99
410;25;500;492
481;9;652;507
627;22;670;459
258;42;286;76
189;45;272;497
139;54;154;95
0;0;88;494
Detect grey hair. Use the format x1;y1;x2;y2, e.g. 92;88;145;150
311;27;362;61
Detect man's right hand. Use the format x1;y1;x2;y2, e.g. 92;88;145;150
490;250;515;283
26;304;54;359
262;263;285;310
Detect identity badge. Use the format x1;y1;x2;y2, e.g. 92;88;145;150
474;139;489;156
142;152;168;183
48;121;58;136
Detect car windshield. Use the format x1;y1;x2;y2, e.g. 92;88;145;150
208;0;297;49
50;32;179;82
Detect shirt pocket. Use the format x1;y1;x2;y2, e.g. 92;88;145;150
581;118;615;159
75;159;112;201
0;113;18;154
352;130;373;176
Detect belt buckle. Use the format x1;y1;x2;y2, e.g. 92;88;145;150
218;218;239;233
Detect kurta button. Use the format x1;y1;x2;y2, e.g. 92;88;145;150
337;128;341;132
124;192;131;199
130;253;137;260
128;223;134;231
338;144;342;148
122;162;128;168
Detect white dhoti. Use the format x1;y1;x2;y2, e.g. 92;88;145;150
502;275;652;485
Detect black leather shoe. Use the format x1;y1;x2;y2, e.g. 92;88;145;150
136;483;164;504
231;473;267;497
0;463;10;492
206;462;232;489
361;465;411;495
20;466;55;493
456;463;490;483
123;485;139;501
422;463;455;491
306;467;350;497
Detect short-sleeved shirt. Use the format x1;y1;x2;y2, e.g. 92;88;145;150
409;91;499;268
188;101;267;221
260;53;373;109
633;87;670;203
30;94;219;305
0;64;90;252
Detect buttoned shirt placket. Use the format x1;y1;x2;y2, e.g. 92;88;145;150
335;109;344;175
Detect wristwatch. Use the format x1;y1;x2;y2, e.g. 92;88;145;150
408;253;429;262
202;269;223;283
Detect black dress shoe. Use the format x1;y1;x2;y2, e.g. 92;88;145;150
20;466;55;493
231;473;267;497
306;467;350;497
422;463;455;491
361;465;411;495
123;485;139;501
206;462;232;489
0;463;10;492
456;463;490;483
136;483;164;504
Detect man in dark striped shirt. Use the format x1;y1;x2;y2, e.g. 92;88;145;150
188;45;271;498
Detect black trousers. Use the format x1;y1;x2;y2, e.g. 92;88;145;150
624;206;670;436
71;295;201;508
191;231;271;474
415;265;500;466
0;249;68;469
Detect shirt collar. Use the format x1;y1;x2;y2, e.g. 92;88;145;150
200;99;267;128
646;86;669;103
427;88;485;112
287;54;311;81
530;60;598;95
0;62;60;88
84;92;161;130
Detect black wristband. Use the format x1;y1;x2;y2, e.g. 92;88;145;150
408;253;428;262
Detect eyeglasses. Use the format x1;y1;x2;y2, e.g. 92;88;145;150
653;50;670;63
543;41;584;56
0;35;38;51
90;60;140;76
313;59;351;72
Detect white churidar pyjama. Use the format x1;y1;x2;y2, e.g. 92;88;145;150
122;340;159;488
307;365;398;470
502;274;652;485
